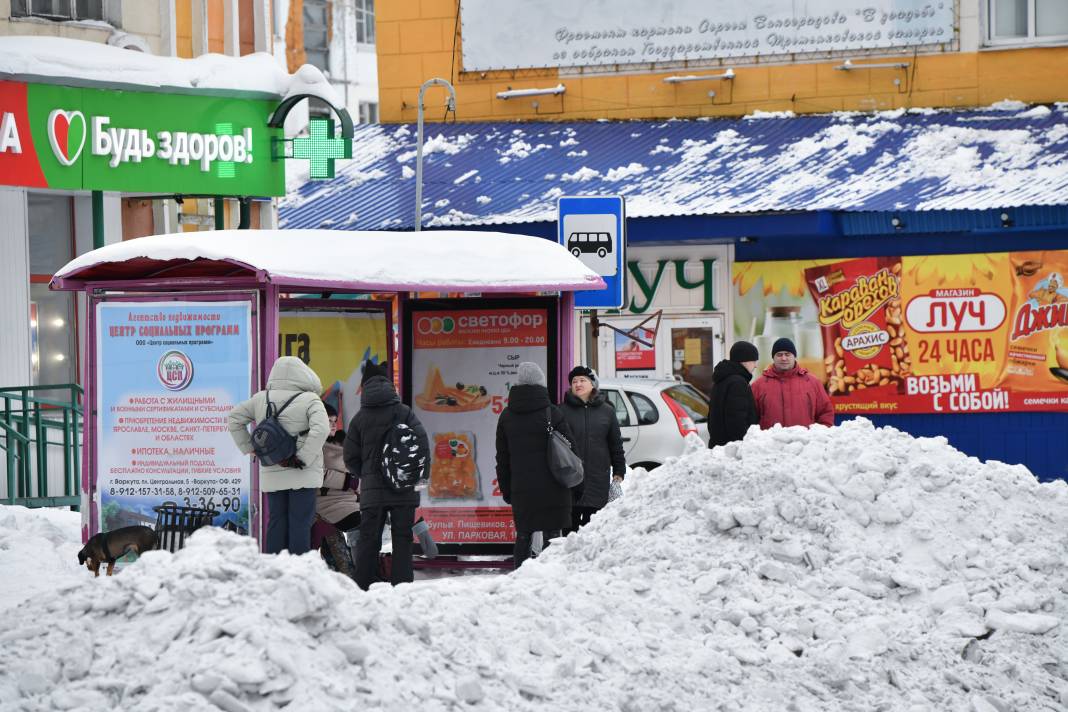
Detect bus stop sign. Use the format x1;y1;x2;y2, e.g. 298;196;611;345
557;195;626;309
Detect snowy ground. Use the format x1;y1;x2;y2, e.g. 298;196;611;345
1;418;1066;711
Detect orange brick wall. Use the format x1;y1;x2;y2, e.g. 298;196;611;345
376;0;1068;124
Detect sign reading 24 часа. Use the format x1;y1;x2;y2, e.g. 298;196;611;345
0;80;283;196
460;0;953;71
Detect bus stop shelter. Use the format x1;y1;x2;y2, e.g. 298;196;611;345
51;228;604;550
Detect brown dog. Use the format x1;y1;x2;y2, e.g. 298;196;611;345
77;526;159;576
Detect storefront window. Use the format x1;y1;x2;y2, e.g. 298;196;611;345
28;193;77;390
359;101;379;124
988;0;1068;43
355;0;375;44
303;0;331;73
11;0;106;22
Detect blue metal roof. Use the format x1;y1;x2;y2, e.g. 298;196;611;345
280;104;1068;231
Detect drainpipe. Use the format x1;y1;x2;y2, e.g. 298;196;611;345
91;190;104;249
414;78;456;232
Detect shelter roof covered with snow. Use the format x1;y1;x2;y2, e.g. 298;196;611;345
0;36;340;105
280;103;1068;231
50;229;604;293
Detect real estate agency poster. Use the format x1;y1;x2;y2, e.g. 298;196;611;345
95;300;253;535
408;302;552;545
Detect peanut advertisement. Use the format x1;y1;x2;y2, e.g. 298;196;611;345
733;250;1068;414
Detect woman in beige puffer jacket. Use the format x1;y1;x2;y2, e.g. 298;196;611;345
228;356;329;555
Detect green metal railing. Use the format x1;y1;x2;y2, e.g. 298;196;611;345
0;384;82;509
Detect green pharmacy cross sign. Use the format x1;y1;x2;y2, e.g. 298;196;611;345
274;117;352;179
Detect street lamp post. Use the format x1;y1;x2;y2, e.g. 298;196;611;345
414;77;457;232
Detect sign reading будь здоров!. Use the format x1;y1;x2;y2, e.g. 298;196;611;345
0;80;283;196
96;300;254;535
459;0;953;71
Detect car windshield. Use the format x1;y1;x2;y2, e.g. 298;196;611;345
663;385;708;423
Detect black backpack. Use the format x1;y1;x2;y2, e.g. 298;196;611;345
380;406;429;492
251;390;303;467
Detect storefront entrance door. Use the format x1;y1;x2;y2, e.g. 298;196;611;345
666;317;723;398
590;313;724;398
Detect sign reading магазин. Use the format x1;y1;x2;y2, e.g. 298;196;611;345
0;80;283;196
459;0;953;71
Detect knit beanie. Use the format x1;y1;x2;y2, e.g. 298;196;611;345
516;362;546;387
728;341;759;363
323;401;338;417
568;365;597;386
361;360;387;385
771;337;797;357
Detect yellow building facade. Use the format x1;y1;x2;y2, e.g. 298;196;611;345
376;0;1068;123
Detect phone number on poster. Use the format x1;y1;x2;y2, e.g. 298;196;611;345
108;486;241;497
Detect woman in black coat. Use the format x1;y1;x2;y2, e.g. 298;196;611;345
560;366;625;531
496;362;580;568
707;341;760;448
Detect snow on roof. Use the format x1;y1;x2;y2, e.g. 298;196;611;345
0;36;341;106
51;228;605;292
281;104;1068;230
0;419;1065;709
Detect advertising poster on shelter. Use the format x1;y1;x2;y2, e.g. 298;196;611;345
733;250;1068;414
410;306;550;544
277;310;388;428
96;300;253;534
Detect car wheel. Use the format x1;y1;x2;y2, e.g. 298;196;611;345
597;247;607;258
571;248;581;257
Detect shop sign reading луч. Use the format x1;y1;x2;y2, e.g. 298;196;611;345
0;80;283;196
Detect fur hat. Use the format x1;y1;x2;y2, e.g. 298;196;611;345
361;360;388;385
516;362;546;387
729;341;759;363
568;365;598;386
771;337;797;357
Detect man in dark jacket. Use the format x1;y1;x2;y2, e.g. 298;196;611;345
708;341;760;448
496;362;580;568
344;360;429;590
561;365;625;531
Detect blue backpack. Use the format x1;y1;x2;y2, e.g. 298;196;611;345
251;390;303;467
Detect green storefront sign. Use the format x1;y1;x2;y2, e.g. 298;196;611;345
1;80;283;196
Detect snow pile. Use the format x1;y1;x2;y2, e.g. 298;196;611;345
1;419;1066;711
0;37;339;105
0;505;82;612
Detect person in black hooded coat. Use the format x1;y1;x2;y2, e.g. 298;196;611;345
560;366;625;531
496;362;580;568
707;341;760;448
344;360;429;590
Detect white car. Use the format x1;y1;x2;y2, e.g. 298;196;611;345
595;378;709;469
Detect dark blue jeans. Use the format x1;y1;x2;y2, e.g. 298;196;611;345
265;488;318;555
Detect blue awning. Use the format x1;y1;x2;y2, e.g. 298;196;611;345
280;103;1068;232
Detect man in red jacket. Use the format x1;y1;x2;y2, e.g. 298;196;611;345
752;338;835;429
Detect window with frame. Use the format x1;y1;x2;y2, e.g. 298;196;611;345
358;101;379;124
28;193;78;394
303;0;331;73
355;0;375;44
11;0;105;21
602;389;633;427
627;392;659;426
987;0;1068;43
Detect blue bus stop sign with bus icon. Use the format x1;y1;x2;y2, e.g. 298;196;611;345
558;196;626;309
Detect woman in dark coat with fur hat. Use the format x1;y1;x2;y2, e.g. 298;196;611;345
560;365;626;531
496;361;580;568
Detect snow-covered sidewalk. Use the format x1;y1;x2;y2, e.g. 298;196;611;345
1;418;1065;711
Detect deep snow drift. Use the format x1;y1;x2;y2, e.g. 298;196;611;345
0;419;1065;711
